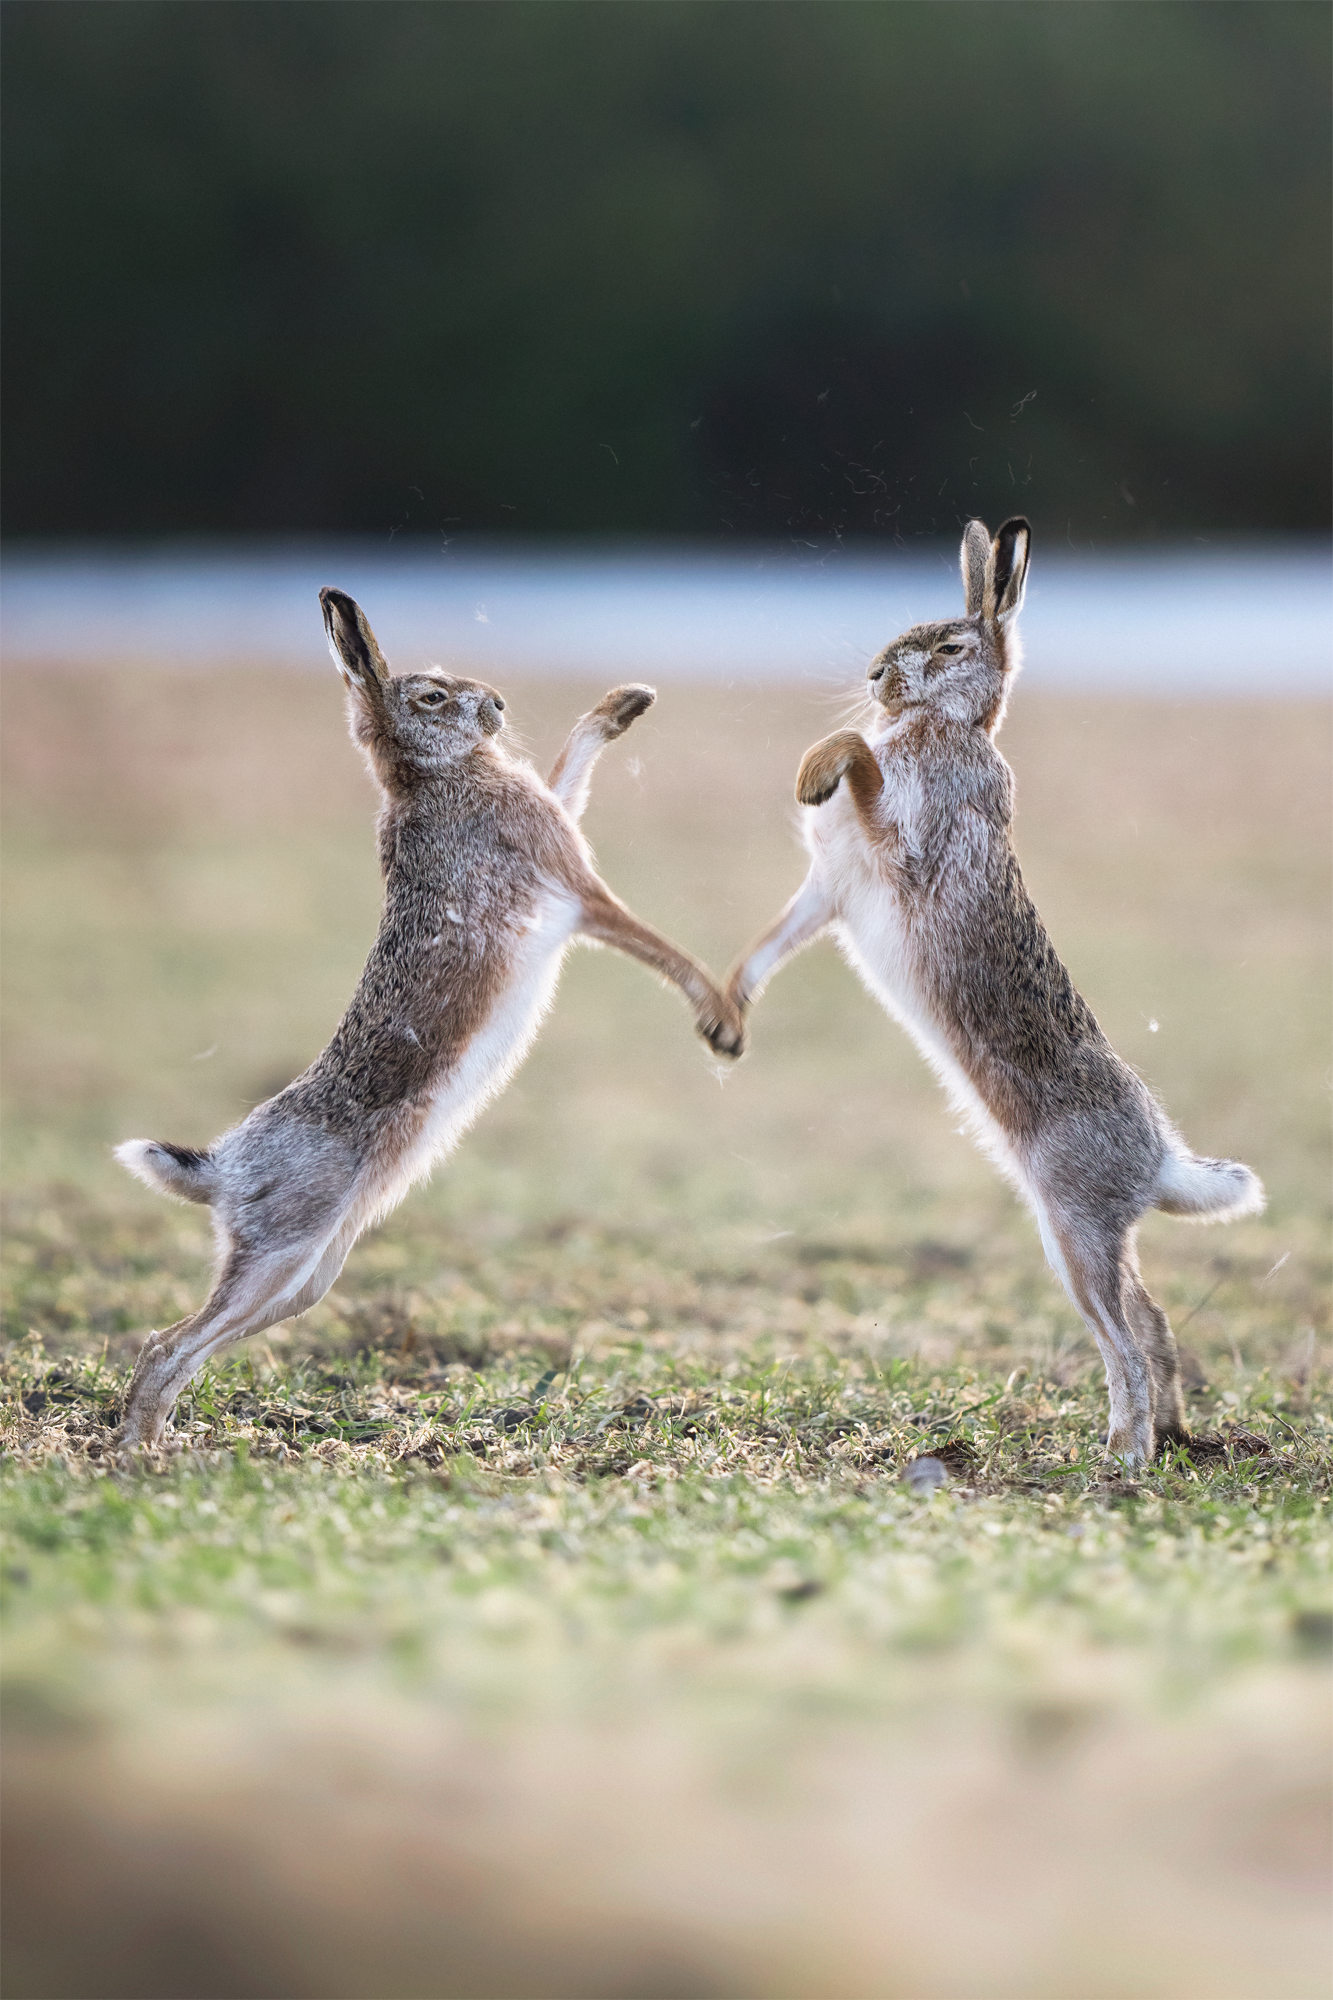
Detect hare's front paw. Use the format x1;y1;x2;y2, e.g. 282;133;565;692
594;685;656;739
724;966;753;1017
796;731;865;807
697;994;747;1060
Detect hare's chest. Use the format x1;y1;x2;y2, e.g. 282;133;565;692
805;761;919;976
406;885;583;1174
449;884;582;1075
805;758;943;1042
836;861;917;1017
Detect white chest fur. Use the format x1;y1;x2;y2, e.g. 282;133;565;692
803;749;1022;1189
803;751;924;1022
390;883;584;1197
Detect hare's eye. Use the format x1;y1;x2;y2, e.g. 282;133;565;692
421;689;448;706
937;642;964;656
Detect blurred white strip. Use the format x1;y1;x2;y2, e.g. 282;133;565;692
2;540;1328;693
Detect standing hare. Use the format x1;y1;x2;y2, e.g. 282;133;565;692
727;517;1263;1470
115;588;744;1447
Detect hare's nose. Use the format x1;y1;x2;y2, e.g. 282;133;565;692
868;661;886;682
492;695;505;710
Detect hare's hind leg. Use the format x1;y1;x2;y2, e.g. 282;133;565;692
116;1222;358;1450
1123;1244;1189;1449
1037;1204;1153;1470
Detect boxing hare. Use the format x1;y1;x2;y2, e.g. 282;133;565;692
115;588;744;1447
727;517;1262;1470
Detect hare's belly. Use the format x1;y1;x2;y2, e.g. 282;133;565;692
831;858;1020;1180
395;886;583;1188
833;867;937;1050
808;805;921;1022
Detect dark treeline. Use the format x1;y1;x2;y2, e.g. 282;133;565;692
3;1;1329;545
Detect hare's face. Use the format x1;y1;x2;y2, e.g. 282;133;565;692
321;590;510;788
862;517;1030;736
383;673;507;768
867;618;1004;727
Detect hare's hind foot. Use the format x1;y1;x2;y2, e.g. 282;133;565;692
113;1320;192;1451
1092;1418;1189;1480
1038;1204;1156;1477
1103;1426;1153;1475
115;1226;358;1449
1125;1274;1190;1444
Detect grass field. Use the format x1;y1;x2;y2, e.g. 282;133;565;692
3;663;1330;1998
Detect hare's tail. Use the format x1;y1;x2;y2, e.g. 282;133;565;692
1153;1149;1265;1223
115;1139;219;1207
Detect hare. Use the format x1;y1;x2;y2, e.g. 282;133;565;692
114;588;745;1447
727;517;1263;1470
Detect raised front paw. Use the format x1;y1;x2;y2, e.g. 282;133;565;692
796;731;866;807
697;994;747;1060
594;685;656;739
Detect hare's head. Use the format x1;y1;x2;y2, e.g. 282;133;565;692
320;588;506;787
868;517;1030;736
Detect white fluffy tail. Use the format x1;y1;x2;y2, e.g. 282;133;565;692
1154;1149;1265;1223
115;1139;218;1207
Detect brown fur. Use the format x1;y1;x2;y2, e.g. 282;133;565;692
796;731;886;814
114;590;743;1448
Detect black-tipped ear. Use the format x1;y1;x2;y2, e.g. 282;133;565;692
983;517;1031;625
320;588;389;694
960;520;990;617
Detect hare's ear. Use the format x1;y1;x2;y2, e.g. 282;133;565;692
320;588;389;697
982;517;1031;627
960;519;990;617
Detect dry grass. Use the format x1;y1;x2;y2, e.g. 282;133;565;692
2;664;1330;1998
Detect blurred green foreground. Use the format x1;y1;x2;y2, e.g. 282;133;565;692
2;666;1329;1998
